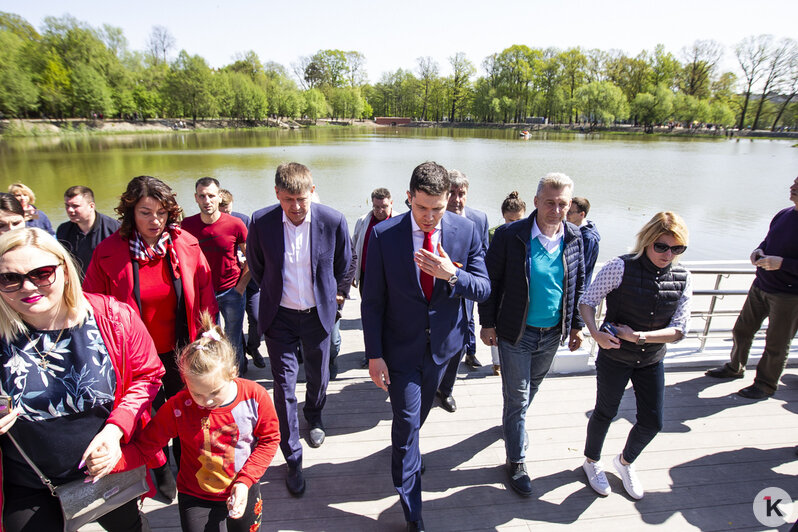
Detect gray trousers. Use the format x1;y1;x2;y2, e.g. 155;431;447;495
727;284;798;393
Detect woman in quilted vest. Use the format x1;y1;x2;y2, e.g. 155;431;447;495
578;212;692;501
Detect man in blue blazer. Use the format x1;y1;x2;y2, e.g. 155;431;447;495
362;161;491;531
247;162;352;497
436;169;490;413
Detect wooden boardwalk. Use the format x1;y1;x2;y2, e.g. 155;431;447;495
85;305;798;531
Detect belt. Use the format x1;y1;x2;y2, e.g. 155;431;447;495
279;306;316;314
525;324;558;333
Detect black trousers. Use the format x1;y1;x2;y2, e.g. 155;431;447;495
177;483;261;532
2;484;149;532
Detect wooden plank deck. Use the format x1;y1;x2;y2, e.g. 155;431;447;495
84;304;798;531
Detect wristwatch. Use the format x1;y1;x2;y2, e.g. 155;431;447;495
447;273;458;287
636;333;647;346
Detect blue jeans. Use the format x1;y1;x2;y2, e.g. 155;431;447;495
498;326;560;463
584;353;664;464
216;287;245;370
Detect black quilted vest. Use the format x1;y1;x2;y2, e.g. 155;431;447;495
601;254;688;367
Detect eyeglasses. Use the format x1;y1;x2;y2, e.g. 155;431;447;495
652;242;687;255
0;264;62;293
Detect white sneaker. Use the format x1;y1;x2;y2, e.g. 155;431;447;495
613;454;644;499
582;459;611;496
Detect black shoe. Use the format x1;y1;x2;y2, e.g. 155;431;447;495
737;384;773;399
506;461;532;497
286;464;306;497
420;456;425;475
406;519;425;532
705;364;744;379
248;347;266;368
464;353;482;368
308;423;325;448
152;464;176;502
437;391;457;413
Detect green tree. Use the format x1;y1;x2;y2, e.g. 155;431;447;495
165;50;216;122
70;63;114;116
303;88;327;119
0;29;39;117
631;84;673;131
680;40;722;98
448;52;474;121
735;35;771;129
559;48;588;122
574;81;629;125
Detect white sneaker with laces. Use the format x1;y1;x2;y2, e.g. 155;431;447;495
613;454;644;499
582;459;611;496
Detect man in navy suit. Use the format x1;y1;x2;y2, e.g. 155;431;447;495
247;162;352;497
362;161;491;531
436;169;490;413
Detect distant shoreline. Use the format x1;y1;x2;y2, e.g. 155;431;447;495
1;117;796;141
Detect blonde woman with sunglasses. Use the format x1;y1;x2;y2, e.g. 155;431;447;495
577;212;692;501
0;228;164;531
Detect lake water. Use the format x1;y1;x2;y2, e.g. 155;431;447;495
1;127;796;261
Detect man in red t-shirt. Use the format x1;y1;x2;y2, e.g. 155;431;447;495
182;177;250;372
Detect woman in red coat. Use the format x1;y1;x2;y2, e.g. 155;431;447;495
83;176;217;499
0;228;165;531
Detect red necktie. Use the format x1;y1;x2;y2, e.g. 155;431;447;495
420;230;434;301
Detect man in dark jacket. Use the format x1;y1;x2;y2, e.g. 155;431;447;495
56;186;119;279
478;172;585;497
567;196;600;287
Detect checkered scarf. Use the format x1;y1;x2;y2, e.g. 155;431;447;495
129;224;181;278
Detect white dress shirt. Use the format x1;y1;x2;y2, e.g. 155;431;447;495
410;214;442;291
280;209;316;310
530;217;564;253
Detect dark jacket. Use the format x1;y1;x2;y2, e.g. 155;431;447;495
602;254;689;366
56;212;120;279
479;211;585;345
580;220;600;286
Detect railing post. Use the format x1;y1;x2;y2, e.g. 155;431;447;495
699;273;725;352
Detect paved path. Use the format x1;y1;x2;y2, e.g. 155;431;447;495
85;303;798;531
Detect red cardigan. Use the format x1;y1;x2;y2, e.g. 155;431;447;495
0;293;166;528
83;230;218;343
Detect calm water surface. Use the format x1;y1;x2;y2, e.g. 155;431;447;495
1;128;796;261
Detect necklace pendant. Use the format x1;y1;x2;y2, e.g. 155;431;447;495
39;359;49;369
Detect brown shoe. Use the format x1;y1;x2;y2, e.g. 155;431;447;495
492;364;501;376
705;365;744;379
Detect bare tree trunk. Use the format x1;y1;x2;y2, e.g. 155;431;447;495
771;93;796;130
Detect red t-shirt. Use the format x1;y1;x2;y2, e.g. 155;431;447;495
114;378;280;501
182;213;247;292
138;255;177;353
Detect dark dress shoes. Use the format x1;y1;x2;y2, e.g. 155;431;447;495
248;347;266;368
737;384;773;399
152;464;177;502
406;518;425;531
464;353;482;368
286;465;306;497
705;365;744;379
437;392;457;413
309;423;326;448
507;461;532;497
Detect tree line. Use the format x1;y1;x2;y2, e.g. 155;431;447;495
1;12;796;131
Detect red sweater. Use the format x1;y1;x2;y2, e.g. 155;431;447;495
114;379;280;501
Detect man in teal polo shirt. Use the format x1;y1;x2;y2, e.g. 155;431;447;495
478;173;585;497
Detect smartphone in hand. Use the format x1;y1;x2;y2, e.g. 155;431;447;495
0;395;12;418
599;322;618;337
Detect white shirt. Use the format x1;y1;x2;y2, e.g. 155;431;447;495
410;214;442;290
530;217;564;253
280;209;316;310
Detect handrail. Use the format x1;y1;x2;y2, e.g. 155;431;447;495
584;262;758;355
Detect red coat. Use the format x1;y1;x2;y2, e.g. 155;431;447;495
83;230;218;343
0;293;166;528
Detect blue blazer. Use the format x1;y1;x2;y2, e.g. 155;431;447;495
361;211;491;367
464;207;489;253
246;202;352;336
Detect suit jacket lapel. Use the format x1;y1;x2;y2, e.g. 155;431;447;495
310;203;320;279
397;213;424;302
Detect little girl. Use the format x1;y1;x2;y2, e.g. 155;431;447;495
87;313;280;532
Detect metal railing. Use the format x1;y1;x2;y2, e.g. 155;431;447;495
586;262;757;355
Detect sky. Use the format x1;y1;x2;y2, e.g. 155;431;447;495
2;0;797;83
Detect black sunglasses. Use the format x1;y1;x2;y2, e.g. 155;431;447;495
0;264;62;293
652;242;687;255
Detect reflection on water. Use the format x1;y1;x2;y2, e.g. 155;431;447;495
1;128;795;261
